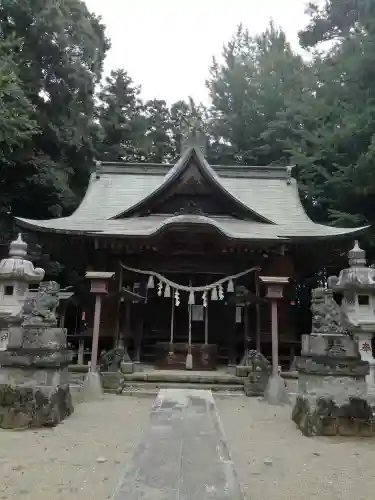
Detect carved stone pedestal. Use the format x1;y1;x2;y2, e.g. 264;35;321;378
0;320;73;429
354;332;375;389
292;334;375;437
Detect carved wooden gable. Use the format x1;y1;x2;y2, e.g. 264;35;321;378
138;159;245;217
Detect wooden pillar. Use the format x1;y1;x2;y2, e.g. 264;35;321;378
255;272;261;352
78;339;84;365
271;300;279;377
116;300;124;348
59;305;66;328
244;304;249;354
124;300;131;348
260;276;289;377
204;305;208;345
115;263;123;347
85;271;115;372
135;303;144;363
169;299;175;348
90;294;102;372
228;304;236;366
58;292;74;328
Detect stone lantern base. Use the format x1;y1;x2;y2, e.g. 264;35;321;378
0;320;73;429
353;332;375;390
292;334;375;437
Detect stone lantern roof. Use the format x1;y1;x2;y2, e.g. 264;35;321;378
0;234;45;283
329;241;375;291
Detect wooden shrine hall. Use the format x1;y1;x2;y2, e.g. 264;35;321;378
16;133;367;371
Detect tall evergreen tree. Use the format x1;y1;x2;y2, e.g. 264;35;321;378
0;0;109;242
142;99;173;163
95;69;147;161
281;0;375;244
206;23;307;166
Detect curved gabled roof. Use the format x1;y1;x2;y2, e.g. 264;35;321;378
15;147;369;241
111;146;273;223
16;213;368;240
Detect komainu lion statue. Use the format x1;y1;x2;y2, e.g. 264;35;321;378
310;286;347;335
22;281;60;325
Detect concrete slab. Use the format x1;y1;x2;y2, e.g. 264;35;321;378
112;388;245;500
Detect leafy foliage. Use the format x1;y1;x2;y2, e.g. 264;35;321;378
286;0;375;242
0;0;109;243
206;23;307;166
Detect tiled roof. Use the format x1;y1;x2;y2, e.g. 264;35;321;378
16;147;368;241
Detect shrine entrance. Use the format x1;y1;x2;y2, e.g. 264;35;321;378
119;265;262;370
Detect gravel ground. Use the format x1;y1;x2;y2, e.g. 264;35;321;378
0;395;152;500
216;396;375;500
2;392;375;500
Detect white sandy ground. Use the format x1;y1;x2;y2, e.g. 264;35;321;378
216;396;375;500
0;395;152;500
1;393;375;500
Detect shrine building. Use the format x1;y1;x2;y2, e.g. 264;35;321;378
15;137;368;371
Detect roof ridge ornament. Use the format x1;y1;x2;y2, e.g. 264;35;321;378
286;165;294;185
94;159;102;180
180;98;207;156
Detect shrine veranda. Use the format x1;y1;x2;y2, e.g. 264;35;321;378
15;143;368;370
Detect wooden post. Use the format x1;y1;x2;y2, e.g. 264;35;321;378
169;298;175;348
59;305;66;328
125;300;131;348
78;339;84;365
259;276;289;377
115;263;123;347
244;303;249;354
188;304;192;349
204;304;208;345
135;304;144;363
90;294;102;372
271;300;279;377
185;303;193;370
255;272;261;352
85;271;115;371
228;304;236;366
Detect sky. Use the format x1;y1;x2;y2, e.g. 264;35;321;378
84;0;310;105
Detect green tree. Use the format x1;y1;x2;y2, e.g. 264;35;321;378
169;100;191;159
142;99;173;163
282;0;375;242
96;73;199;164
206;23;307;166
0;0;109;242
0;39;38;155
95;69;147;161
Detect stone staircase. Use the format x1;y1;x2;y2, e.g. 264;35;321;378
68;365;299;399
109;370;246;397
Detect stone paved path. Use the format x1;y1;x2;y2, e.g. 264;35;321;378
112;388;245;500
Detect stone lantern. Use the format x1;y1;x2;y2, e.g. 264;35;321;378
0;235;74;428
328;241;375;388
0;234;44;316
0;234;44;350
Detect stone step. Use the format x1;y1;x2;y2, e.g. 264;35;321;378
120;371;243;385
118;381;244;393
118;388;246;398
